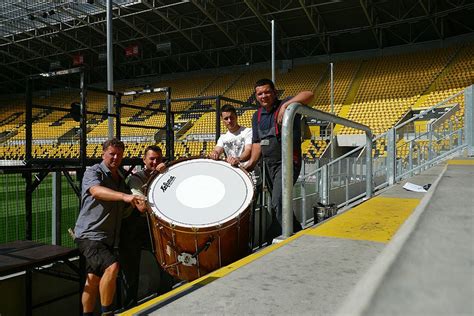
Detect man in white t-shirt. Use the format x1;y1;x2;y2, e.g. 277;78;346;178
209;104;252;167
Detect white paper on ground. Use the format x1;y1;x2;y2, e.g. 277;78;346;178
402;182;427;193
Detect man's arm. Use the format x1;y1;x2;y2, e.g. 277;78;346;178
89;185;144;209
244;143;261;172
239;143;252;162
245;113;261;171
277;91;314;123
227;143;252;167
237;127;253;163
209;146;224;160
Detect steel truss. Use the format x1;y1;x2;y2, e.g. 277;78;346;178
0;0;473;93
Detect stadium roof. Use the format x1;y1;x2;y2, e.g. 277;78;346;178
0;0;473;94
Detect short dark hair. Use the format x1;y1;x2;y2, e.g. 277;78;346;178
254;78;275;90
221;104;237;116
102;138;125;151
144;145;162;156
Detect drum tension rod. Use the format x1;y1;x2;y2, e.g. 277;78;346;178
191;236;215;259
166;236;216;268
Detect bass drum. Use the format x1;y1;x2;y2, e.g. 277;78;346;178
147;158;254;281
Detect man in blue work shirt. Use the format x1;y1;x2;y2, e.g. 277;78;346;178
247;78;314;244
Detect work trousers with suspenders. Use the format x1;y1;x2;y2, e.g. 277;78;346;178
256;105;302;242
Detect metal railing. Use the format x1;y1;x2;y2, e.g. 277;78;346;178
282;84;473;239
281;105;373;238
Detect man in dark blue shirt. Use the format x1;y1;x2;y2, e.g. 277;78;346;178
247;78;314;244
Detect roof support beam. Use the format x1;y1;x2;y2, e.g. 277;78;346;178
95;1;160;48
244;0;290;59
62;5;126;50
0;44;46;73
143;0;201;51
35;18;100;55
0;78;25;90
142;0;217;68
299;0;328;54
191;0;237;47
360;0;382;48
0;60;29;78
418;0;443;39
0;36;53;65
244;0;271;35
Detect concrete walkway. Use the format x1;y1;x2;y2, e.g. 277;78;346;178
340;159;474;316
122;161;473;316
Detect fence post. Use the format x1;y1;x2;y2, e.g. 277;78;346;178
345;158;350;206
165;87;174;160
386;128;396;185
25;79;33;241
300;180;306;227
52;172;61;245
408;141;414;177
115;93;121;139
281;106;296;238
80;70;87;172
216;96;221;143
365;132;373;199
321;164;328;205
465;85;473;156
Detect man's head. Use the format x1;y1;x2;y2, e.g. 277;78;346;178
143;145;163;172
102;138;125;171
221;104;239;133
254;78;277;110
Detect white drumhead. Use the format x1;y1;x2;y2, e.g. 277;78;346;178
147;158;254;228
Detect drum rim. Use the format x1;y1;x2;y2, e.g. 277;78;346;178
146;157;254;228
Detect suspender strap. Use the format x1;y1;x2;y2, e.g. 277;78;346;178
257;104;281;136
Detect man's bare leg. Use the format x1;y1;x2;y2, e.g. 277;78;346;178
82;273;100;313
99;262;120;307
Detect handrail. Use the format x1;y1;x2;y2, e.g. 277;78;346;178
281;103;373;238
396;89;463;130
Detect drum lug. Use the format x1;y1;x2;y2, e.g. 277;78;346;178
177;253;197;266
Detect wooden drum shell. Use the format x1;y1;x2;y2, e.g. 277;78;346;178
146;158;253;281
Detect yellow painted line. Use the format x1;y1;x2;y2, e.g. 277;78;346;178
305;196;420;243
120;231;306;315
447;160;474;165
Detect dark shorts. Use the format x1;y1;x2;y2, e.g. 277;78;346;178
76;239;118;277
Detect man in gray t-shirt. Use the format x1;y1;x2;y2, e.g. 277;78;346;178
74;138;144;316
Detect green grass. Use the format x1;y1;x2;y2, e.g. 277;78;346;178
0;173;79;247
0;168;317;248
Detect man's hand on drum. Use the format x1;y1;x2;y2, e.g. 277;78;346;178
122;193;146;210
134;197;148;213
226;156;240;167
209;150;220;160
156;162;167;173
